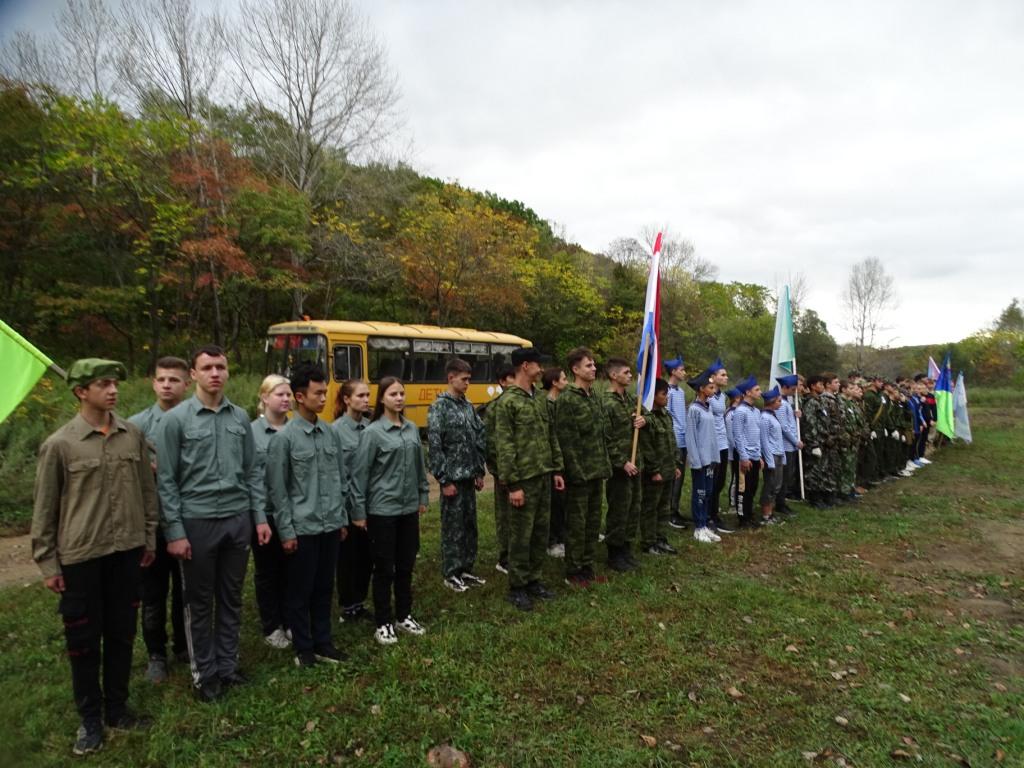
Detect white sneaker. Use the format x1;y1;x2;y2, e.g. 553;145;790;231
396;616;426;636
598;533;606;542
374;624;398;645
904;461;918;472
443;575;468;593
707;529;722;542
898;469;913;477
919;457;932;465
495;562;509;575
264;628;291;649
460;572;487;587
547;543;565;558
693;527;714;543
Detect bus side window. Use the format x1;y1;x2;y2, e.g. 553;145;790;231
333;345;363;381
368;338;411;381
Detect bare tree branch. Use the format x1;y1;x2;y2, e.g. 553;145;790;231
841;256;898;366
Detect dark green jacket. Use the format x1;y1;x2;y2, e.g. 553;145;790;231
640;408;677;478
427;392;486;485
480;390;509;477
801;394;829;450
494;384;564;490
554;384;611;484
602;389;647;471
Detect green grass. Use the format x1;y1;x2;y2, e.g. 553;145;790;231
1;405;1023;766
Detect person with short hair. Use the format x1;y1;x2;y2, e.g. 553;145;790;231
156;345;271;702
350;377;430;645
801;375;833;508
759;387;785;525
333;379;374;623
266;364;350;667
129;356;190;684
774;374;803;516
557;347;612;587
731;376;764;528
705;359;735;534
32;359;158;754
250;374;292;651
685;371;721;544
724;388;743;512
541;366;569;557
639;378;681;555
602;357;647;572
662;357;689;530
480;364;516;574
427;358;487;594
494;348;565;611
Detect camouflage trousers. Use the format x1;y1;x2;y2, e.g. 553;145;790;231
804;446;838;494
858;438;879;484
508;474;551;590
440;480;478;579
640;477;671;549
605;470;642;552
838;446;858;495
493;476;510;568
564;479;604;575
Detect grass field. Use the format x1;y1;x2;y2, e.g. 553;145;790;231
0;395;1021;766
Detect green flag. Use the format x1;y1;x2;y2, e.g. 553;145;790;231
769;285;796;382
1;319;56;424
934;352;955;439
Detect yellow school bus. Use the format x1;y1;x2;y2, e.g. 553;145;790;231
265;320;532;426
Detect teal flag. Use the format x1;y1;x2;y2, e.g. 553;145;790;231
1;319;55;424
769;285;796;383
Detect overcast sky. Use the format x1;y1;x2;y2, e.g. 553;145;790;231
3;0;1022;347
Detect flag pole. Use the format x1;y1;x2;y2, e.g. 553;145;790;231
630;331;651;465
792;360;805;500
49;362;67;379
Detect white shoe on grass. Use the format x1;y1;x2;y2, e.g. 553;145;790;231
264;628;291;649
396;616;426;636
374;624;398;645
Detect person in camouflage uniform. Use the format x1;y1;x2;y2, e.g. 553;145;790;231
428;358;487;594
480;363;516;573
602;358;648;572
639;378;680;555
801;375;834;508
818;373;844;505
859;376;885;484
494;348;565;611
556;348;612;587
837;381;865;502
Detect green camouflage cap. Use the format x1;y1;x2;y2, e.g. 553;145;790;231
66;358;127;390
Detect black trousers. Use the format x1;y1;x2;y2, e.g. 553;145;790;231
549;480;566;546
739;462;761;524
59;548;142;724
728;457;740;510
367;513;420;627
252;517;287;636
670;447;688;518
778;450;799;508
285;530;340;654
141;529;185;658
337;524;373;612
708;448;729;524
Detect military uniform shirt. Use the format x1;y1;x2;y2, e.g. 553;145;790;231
494;384;564;489
350;417;429;519
555;384;612;483
427;392;486;485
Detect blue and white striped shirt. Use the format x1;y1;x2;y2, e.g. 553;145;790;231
777;397;800;451
710;391;729;452
732;401;762;461
760;410;785;469
685;400;719;468
666;383;687;448
724;408;736;460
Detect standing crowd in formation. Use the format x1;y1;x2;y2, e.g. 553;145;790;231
31;345;944;755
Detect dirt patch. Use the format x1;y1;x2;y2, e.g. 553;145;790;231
0;534;39;589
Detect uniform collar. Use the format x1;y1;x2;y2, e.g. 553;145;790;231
189;393;234;414
293;413;322;434
70;412;128;440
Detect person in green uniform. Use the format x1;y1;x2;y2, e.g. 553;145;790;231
33;359;158;755
602;358;647;572
556;347;612;587
801;375;832;509
639;378;680;555
837;380;865;502
480;364;515;574
494;347;565;611
129;356;191;684
818;373;844;506
428;358;487;594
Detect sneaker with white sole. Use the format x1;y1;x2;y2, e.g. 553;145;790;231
396;616;426;636
495;561;509;575
460;572;487;587
904;461;919;472
898;469;913;477
374;624;398;645
444;575;468;593
264;627;291;649
693;527;717;543
706;529;722;542
918;457;932;465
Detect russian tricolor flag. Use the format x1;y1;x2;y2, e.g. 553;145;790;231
635;232;662;409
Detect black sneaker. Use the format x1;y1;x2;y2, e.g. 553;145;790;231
314;644;346;664
714;523;735;534
73;720;103;756
294;650;317;668
606;554;630;572
340;604;373;623
220;670;249;688
507;589;533;612
195;676;224;703
526;581;556;600
106;711;151;731
656;540;678;555
668;515;688;530
644;544;664;555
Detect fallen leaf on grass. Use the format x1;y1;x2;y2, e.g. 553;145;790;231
657;621;666;631
687;690;698;703
640;734;657;748
890;749;915;760
954;647;966;656
898;693;912;703
901;736;917;747
993;682;1007;692
726;686;744;699
427;744;471;767
575;695;585;705
785;644;799;653
995;748;1006;763
834;715;849;727
702;726;714;734
370;704;382;716
801;751;819;761
742;615;754;624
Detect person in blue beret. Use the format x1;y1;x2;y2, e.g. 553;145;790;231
662;356;689;531
731;375;763;528
685;372;721;544
703;359;735;534
758;388;785;525
774;374;803;514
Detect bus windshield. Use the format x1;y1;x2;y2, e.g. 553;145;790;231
266;333;328;378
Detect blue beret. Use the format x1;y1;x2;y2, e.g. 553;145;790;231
725;387;741;399
776;374;799;388
663;356;684;373
762;386;781;402
735;375;758;395
707;357;725;374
